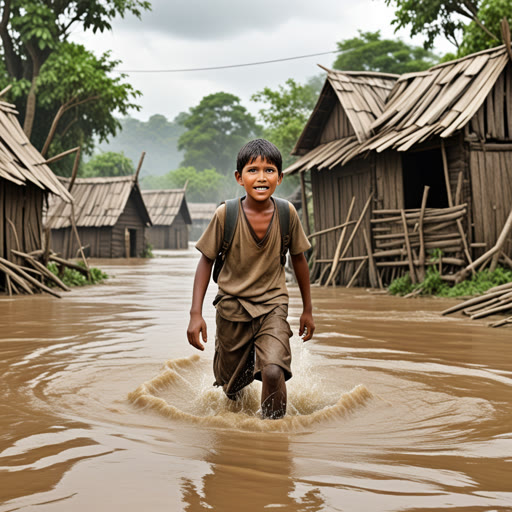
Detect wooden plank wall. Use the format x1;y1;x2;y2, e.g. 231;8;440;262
375;151;403;210
51;227;112;258
147;220;189;249
469;64;512;141
469;148;512;259
0;180;4;260
112;191;146;257
311;158;374;285
318;102;355;144
3;182;43;263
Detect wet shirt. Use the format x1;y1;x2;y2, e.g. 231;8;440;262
196;198;310;321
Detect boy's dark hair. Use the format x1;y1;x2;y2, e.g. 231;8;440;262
236;139;282;175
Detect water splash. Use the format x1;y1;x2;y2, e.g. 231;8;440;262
128;339;372;432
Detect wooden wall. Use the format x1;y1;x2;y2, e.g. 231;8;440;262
50;227;112;258
112;190;146;257
469;147;512;258
375;151;403;210
318;102;355;144
469;63;512;141
311;157;374;285
1;181;43;263
146;219;189;249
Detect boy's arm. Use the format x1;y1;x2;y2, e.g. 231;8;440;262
187;254;213;351
290;253;315;342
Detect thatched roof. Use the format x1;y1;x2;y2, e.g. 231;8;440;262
187;202;217;221
142;189;192;226
285;70;398;174
0;101;72;201
46;176;151;229
350;44;510;158
285;45;511;175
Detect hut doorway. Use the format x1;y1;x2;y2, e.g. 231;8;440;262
402;148;449;209
129;229;137;257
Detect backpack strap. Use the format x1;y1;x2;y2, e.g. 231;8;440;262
274;197;291;266
212;198;240;283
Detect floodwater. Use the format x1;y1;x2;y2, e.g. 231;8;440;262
0;248;511;512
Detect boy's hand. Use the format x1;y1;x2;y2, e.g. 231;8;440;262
187;313;207;351
299;311;315;342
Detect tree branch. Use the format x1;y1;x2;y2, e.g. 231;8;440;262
0;0;22;78
462;0;499;40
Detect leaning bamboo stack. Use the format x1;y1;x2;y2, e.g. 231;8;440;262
0;249;89;298
371;202;470;285
441;281;512;327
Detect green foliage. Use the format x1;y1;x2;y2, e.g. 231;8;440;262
389;265;512;297
0;0;149;170
178;92;261;174
440;266;512;297
97;114;186;176
251;77;320;170
81;151;135;177
47;263;108;287
140;242;154;258
459;0;511;55
333;31;438;73
384;0;509;55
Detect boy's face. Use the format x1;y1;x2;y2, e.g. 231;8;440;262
235;156;282;203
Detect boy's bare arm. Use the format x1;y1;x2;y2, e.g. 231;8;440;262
290;253;315;341
187;254;213;351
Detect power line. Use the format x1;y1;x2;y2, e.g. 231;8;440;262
114;49;342;73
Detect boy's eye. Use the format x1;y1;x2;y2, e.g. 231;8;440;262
266;168;276;173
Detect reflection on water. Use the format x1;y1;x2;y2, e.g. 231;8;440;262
0;249;511;511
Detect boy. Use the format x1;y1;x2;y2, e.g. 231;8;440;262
187;139;314;419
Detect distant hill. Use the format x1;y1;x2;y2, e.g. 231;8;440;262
95;114;185;177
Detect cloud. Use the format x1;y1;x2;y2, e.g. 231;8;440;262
122;0;350;40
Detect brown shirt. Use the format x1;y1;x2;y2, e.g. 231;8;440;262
196;198;311;320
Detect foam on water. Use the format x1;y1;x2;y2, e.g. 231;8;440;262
128;338;373;432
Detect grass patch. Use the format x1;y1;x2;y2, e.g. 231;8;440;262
47;262;108;287
389;266;512;297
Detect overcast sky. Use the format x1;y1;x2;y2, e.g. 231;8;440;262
70;0;453;124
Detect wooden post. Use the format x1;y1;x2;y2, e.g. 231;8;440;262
70;203;89;273
362;228;378;288
346;258;368;288
68;146;81;193
401;209;416;283
417;186;430;281
134;151;146;182
300;171;311;236
125;228;130;258
324;196;356;287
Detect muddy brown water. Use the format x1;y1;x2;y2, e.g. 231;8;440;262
0;248;511;511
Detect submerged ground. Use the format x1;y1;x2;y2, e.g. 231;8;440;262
0;248;511;511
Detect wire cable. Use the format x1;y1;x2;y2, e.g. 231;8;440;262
114;49;342;73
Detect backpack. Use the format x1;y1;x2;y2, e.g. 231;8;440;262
212;197;291;283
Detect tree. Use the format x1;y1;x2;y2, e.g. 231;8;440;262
0;0;149;151
333;31;438;74
81;151;135;178
384;0;510;54
178;92;261;174
251;77;320;171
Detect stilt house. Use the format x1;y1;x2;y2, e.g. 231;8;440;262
0;100;72;272
142;189;192;249
46;176;151;258
285;45;512;286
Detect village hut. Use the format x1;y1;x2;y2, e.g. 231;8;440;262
0;99;72;277
188;202;217;241
285;45;512;287
46;176;151;258
142;189;192;249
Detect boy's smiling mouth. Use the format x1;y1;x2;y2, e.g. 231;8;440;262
254;186;269;190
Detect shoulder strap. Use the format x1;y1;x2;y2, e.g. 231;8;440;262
274;197;290;266
212;198;240;283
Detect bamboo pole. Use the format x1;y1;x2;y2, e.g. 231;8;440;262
363;228;379;288
417;186;430;280
346;258;368;288
5;274;12;296
300;171;310;236
324;196;356;287
0;261;34;294
70;203;89;273
48;254;89;276
401;209;416;283
308;220;357;239
6;218;20;252
441;288;511;315
134;151;146;182
0;257;61;298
